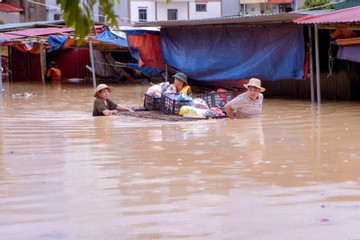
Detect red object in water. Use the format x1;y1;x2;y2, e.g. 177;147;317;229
321;218;330;222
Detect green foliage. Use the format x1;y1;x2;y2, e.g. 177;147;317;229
57;0;120;44
300;0;335;10
58;0;171;43
263;10;272;14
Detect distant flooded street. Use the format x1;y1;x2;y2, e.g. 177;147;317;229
1;82;360;240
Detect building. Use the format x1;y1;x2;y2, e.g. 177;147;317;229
267;0;294;14
0;1;24;24
44;0;130;25
223;0;295;16
45;0;61;21
8;0;46;22
129;0;222;22
222;0;241;16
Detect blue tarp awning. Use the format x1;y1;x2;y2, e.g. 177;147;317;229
47;35;68;52
160;23;305;81
95;29;128;47
126;63;162;76
47;29;128;52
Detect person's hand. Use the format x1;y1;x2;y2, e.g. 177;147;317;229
128;108;135;112
111;110;118;115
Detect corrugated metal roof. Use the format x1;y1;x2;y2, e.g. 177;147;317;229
294;6;360;24
0;27;74;41
0;20;65;32
134;13;304;28
0;2;24;12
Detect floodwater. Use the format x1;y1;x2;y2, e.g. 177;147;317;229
1;82;360;240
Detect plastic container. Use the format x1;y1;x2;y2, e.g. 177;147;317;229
159;94;192;115
144;93;161;111
197;91;233;111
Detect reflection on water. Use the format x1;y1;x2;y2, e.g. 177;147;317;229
1;82;360;239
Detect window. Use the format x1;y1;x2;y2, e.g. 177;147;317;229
98;7;105;22
240;4;247;14
138;8;147;22
167;9;177;20
196;4;207;12
279;3;292;13
54;13;61;20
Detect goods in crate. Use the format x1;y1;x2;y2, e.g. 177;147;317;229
160;93;192;114
179;106;225;118
144;82;177;111
197;89;233;111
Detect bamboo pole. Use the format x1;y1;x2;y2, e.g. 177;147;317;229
89;39;97;90
40;41;45;85
308;25;315;103
165;63;168;82
314;24;321;105
0;43;2;95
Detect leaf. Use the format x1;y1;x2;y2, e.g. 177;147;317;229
58;0;173;42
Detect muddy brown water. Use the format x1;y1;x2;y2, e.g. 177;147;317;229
0;82;360;240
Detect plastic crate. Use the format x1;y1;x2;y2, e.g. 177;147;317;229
160;94;192;115
197;91;233;111
144;93;161;111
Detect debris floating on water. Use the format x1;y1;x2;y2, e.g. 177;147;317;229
12;92;37;98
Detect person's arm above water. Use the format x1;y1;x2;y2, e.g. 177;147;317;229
224;103;235;119
102;109;118;116
116;104;134;112
93;98;118;116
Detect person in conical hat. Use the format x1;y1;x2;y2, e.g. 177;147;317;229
93;84;134;116
224;78;265;119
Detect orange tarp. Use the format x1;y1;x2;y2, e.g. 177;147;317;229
126;34;164;70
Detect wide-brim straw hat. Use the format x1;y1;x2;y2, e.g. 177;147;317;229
244;78;265;92
94;84;114;97
172;72;188;85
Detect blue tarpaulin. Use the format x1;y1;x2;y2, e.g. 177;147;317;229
96;29;128;47
160;24;305;81
47;29;128;52
47;35;68;52
126;63;162;76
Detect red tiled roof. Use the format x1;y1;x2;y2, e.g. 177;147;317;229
0;2;24;12
294;6;360;24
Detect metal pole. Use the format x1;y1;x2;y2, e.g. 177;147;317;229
308;25;315;103
40;41;45;85
0;43;2;95
89;39;97;90
314;24;321;105
243;0;246;15
165;63;168;82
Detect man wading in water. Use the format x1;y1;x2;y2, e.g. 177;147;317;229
224;78;265;119
93;84;134;116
